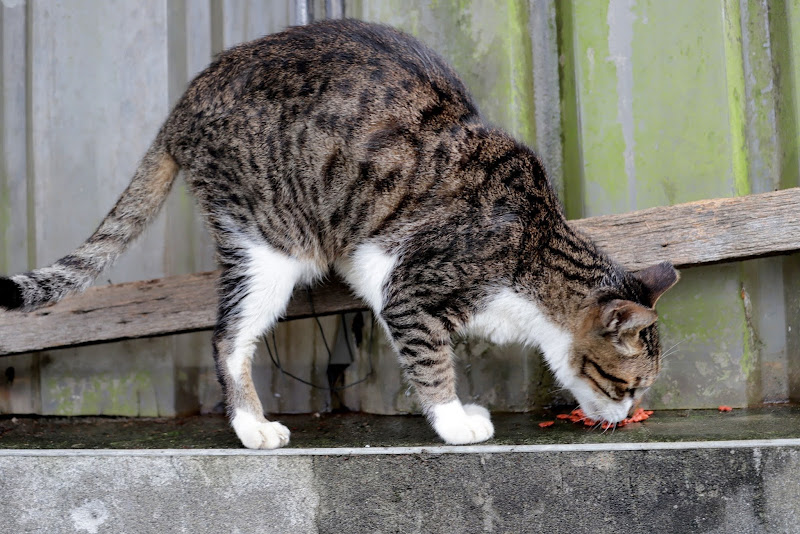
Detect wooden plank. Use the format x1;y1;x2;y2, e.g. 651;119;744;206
2;187;799;357
0;272;365;357
572;187;800;271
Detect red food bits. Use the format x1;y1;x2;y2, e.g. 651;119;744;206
579;407;653;428
569;408;587;423
625;408;652;424
547;407;655;430
718;405;733;412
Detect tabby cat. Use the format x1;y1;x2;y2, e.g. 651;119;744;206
0;19;678;449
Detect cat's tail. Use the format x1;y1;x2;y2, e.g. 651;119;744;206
0;133;179;311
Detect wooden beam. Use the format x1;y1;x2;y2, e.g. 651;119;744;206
0;272;366;356
571;187;800;271
2;187;799;356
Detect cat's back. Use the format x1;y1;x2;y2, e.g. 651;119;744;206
176;19;478;128
165;19;497;262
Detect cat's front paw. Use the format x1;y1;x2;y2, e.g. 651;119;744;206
231;410;291;449
430;400;494;445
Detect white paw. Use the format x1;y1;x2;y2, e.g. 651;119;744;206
231;410;291;449
430;400;494;445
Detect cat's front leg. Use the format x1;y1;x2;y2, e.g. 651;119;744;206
382;310;494;445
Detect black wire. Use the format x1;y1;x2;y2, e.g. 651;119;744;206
265;329;329;390
263;289;375;393
332;312;375;391
306;288;334;360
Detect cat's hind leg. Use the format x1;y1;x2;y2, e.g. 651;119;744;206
213;243;319;449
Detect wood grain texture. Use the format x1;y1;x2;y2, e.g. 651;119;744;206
0;272;365;356
573;187;800;271
2;188;799;356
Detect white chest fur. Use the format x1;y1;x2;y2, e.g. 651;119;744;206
334;242;398;314
463;288;574;386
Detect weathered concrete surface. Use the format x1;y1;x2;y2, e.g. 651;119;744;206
0;454;319;533
1;443;799;533
1;409;800;533
3;407;800;449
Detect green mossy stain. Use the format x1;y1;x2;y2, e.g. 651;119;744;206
770;1;800;191
556;0;585;219
630;0;743;207
721;0;751;197
45;372;157;417
570;0;629;216
652;266;751;409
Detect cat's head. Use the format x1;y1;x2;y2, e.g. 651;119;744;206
565;262;679;424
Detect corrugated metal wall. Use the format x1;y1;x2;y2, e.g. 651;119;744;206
1;0;798;417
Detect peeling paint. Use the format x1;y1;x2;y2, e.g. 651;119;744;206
739;282;760;381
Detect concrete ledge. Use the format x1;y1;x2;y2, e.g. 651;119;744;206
2;409;800;532
3;437;800;456
2;440;799;533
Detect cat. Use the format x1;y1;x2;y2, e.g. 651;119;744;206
0;19;678;449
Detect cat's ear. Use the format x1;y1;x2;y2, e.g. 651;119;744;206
600;299;658;339
633;261;679;307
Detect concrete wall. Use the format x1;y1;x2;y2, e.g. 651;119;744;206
1;0;799;416
2;442;799;533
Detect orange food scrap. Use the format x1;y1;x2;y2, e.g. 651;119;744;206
718;405;733;412
625;408;652;424
538;421;555;428
569;408;588;423
557;407;654;429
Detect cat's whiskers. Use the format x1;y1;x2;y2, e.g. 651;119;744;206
660;339;687;362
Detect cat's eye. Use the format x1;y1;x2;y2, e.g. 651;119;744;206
612;386;636;400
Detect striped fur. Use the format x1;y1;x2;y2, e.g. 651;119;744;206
0;20;678;448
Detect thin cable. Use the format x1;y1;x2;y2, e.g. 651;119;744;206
306;289;334;360
264;291;376;392
265;329;329;390
332;312;375;391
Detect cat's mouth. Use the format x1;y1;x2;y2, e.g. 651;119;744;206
568;380;633;424
579;400;632;424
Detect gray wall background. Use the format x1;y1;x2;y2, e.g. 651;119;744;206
1;0;799;417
